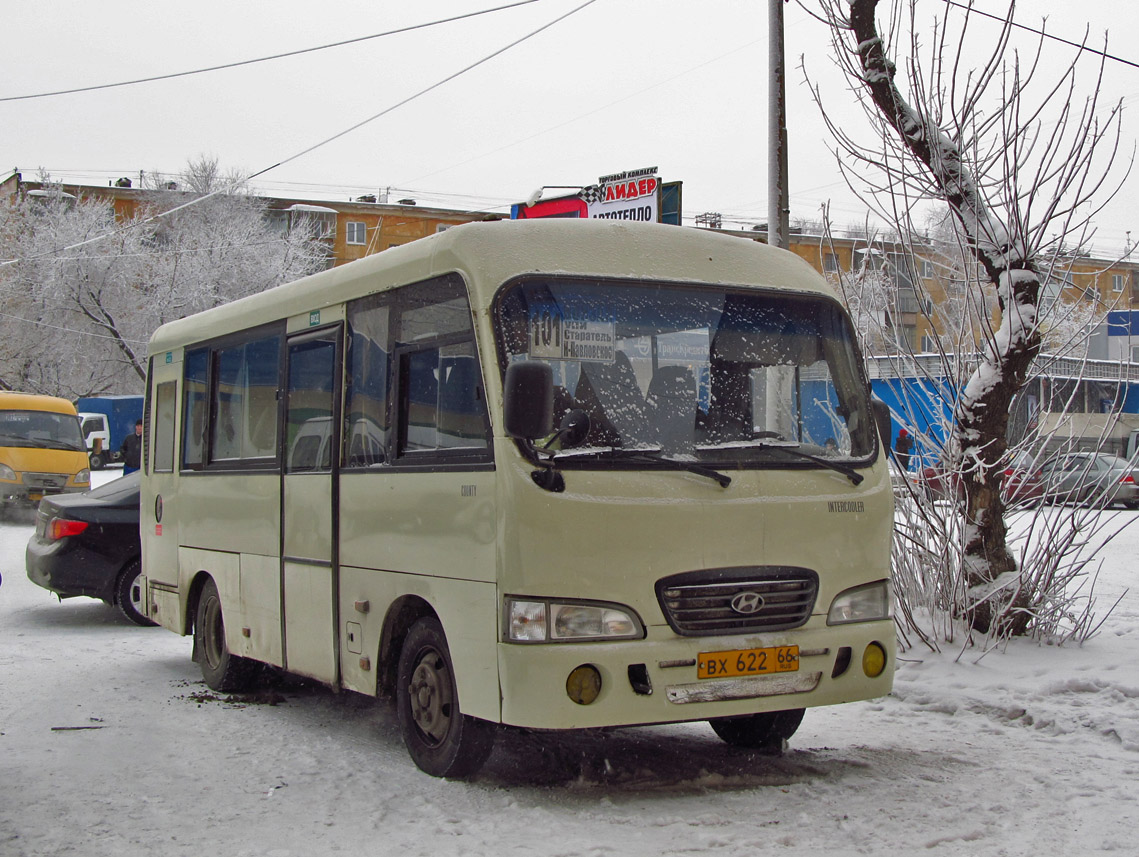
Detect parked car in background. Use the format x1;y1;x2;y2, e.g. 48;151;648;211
912;463;959;503
913;452;1043;506
1038;453;1139;508
25;472;152;625
1000;452;1045;505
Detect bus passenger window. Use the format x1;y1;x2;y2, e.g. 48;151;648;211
398;343;489;455
345;300;391;467
182;348;208;468
204;334;281;464
154;381;177;472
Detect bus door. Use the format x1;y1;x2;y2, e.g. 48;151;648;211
282;328;341;684
142;353;183;629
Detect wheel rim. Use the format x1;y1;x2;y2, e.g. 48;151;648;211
408;648;454;746
127;570;145;616
202;595;225;670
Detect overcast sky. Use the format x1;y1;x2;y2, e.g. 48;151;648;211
3;0;1137;255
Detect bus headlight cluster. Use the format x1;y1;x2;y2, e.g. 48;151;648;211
505;598;643;642
827;580;893;625
0;463;15;481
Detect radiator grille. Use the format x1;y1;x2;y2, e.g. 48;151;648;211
656;567;818;636
24;472;68;491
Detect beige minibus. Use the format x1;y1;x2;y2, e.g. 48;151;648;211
141;219;895;778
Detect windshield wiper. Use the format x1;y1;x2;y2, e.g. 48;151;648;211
582;447;732;488
31;438;84;451
0;432;33;447
753;442;864;486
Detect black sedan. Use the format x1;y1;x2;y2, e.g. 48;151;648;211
25;472;154;626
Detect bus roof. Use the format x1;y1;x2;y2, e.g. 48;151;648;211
147;219;838;356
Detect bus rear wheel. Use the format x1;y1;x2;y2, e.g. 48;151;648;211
709;708;805;753
396;617;495;778
194;578;256;693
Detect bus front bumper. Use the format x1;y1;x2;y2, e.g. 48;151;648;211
496;619;895;729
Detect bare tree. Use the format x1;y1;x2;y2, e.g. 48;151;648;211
0;166;326;397
809;1;1129;634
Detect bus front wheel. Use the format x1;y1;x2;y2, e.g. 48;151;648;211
396;617;495;778
709;708;805;753
194;578;256;693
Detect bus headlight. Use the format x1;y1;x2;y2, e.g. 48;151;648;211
505;598;643;642
827;580;893;625
75;469;91;484
0;463;15;481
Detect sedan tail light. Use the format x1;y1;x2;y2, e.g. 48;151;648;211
1120;475;1136;485
48;518;89;540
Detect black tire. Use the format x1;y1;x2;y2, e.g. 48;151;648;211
709;708;806;753
115;560;157;627
194;578;256;692
89;452;105;471
396;617;495;778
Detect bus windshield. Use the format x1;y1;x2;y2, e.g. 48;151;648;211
497;278;875;465
0;409;86;452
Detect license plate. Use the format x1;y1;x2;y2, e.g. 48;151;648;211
697;645;799;679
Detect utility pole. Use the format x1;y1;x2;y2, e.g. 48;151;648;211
768;0;789;250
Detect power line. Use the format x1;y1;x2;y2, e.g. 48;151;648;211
943;0;1139;71
242;0;599;182
398;33;764;187
0;0;543;102
1;0;599;268
0;310;148;345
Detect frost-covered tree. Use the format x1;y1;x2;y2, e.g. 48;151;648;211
0;167;326;397
811;1;1128;635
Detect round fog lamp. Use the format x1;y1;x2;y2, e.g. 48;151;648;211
566;664;602;705
862;642;887;678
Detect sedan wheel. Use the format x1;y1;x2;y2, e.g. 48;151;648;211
115;561;157;627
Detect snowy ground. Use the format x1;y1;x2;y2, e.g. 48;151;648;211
2;472;1137;856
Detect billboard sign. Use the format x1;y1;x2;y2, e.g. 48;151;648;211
513;167;665;223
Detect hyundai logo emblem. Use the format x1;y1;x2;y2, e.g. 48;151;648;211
730;591;764;615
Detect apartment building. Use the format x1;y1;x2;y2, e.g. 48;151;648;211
1;170;493;269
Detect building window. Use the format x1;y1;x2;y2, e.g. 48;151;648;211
823;253;839;273
919;259;934;279
346;221;367;245
1113;273;1125;292
1132;344;1139;364
920;334;936;353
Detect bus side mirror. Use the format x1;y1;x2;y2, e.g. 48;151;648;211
871;398;892;452
503;361;553;440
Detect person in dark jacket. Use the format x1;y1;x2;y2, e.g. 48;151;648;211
121;419;143;474
894;427;913;471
